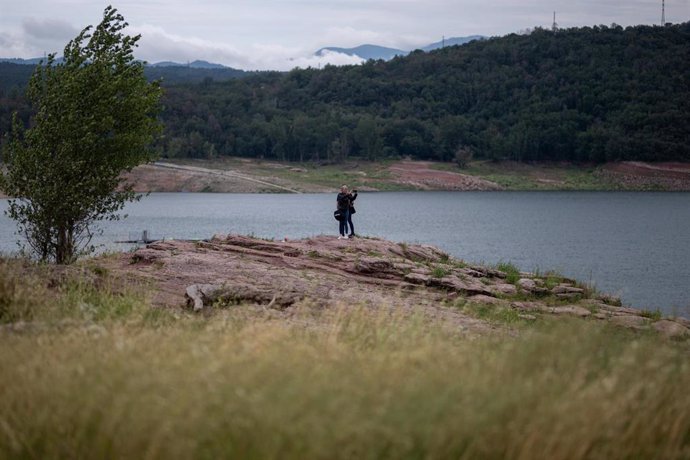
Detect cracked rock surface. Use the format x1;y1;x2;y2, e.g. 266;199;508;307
101;234;689;338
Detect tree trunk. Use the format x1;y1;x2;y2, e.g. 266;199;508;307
55;223;74;264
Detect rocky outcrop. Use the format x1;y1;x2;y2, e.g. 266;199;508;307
100;234;689;339
652;320;690;339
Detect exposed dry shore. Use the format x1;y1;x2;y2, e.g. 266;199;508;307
2;160;689;198
118;159;690;193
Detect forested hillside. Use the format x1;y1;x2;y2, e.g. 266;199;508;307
3;24;690;163
0;62;251;148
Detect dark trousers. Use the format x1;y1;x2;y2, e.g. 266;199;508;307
347;211;355;236
339;209;350;236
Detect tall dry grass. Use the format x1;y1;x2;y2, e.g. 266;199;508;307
0;260;689;459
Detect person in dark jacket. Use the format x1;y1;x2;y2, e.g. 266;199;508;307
336;185;357;239
347;188;358;238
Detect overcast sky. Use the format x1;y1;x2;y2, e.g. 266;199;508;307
1;1;688;70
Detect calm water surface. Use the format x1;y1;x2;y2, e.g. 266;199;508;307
1;192;689;315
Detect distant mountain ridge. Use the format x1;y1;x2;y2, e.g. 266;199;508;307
316;35;485;61
0;61;251;91
1;35;485;71
0;57;65;65
149;60;228;69
0;57;228;69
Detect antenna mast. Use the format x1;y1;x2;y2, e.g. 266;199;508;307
662;0;665;25
552;11;558;31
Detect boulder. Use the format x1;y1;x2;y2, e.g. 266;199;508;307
670;316;690;328
185;284;224;311
510;301;548;312
556;293;583;301
185;283;303;311
490;283;518;296
552;285;585;295
390;244;445;263
652;320;690;339
517;278;537;291
393;262;417;272
404;273;431;285
461;266;506;279
580;299;610;310
130;248;165;264
355;257;394;274
597;294;622;306
518;314;537;321
549;305;591;318
610;315;649;329
516;278;549;295
468;295;506;306
463;269;486;278
430;276;494;296
598;305;642;315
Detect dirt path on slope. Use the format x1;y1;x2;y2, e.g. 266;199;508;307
389;161;502;190
122;162;310;193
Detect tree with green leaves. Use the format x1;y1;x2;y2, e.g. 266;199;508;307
0;6;161;264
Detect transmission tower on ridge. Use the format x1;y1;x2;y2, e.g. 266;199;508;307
662;0;666;25
552;11;558;31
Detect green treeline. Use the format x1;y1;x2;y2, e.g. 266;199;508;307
158;24;690;163
3;23;690;163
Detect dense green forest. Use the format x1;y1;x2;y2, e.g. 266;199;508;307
3;23;690;163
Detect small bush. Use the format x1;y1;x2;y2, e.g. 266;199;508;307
640;308;662;320
431;266;450;278
496;261;521;284
454;146;473;169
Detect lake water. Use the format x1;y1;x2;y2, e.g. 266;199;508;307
1;192;689;316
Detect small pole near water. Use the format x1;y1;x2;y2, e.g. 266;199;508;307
142;229;148;243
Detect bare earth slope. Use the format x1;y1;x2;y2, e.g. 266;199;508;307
4;159;690;197
116;159;690;193
100;234;689;338
600;161;690;190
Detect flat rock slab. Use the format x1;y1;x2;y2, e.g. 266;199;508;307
549;306;592;318
468;295;507;306
610;315;650;329
510;302;548;312
490;283;518;296
97;234;651;335
652;320;690;339
102;234;522;335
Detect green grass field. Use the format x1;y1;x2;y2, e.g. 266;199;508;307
1;258;689;459
432;160;618;190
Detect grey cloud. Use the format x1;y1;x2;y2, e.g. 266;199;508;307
22;18;79;41
133;25;364;71
2;1;689;68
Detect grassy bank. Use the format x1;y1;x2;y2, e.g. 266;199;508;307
432;160;617;190
1;259;689;459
